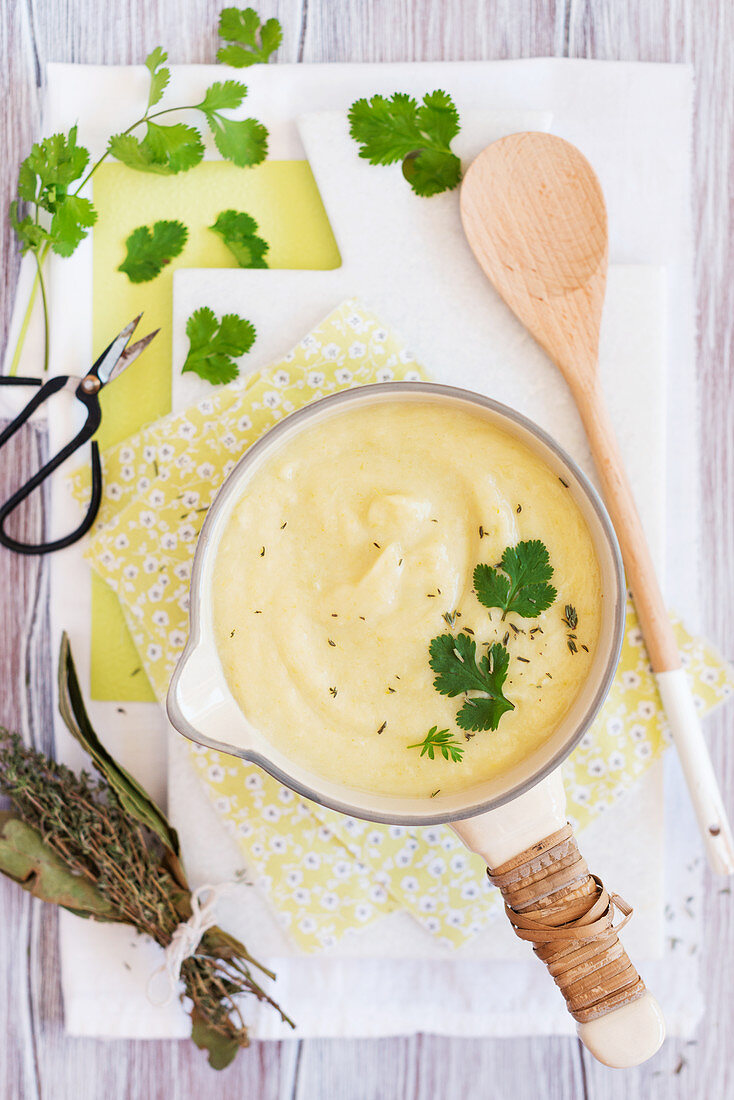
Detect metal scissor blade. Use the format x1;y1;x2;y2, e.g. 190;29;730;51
105;328;160;385
92;314;158;387
91;314;142;385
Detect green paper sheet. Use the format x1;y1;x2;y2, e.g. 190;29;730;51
91;161;340;699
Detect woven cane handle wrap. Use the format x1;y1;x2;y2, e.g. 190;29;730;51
487;824;645;1023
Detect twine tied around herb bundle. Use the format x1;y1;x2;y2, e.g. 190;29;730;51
147;882;236;1006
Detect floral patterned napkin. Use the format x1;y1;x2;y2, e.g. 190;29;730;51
72;299;734;952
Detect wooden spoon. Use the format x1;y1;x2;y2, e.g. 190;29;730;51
460;132;734;875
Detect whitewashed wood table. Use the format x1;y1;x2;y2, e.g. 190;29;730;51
1;2;732;1096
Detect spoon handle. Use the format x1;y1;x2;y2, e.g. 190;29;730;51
574;378;734;875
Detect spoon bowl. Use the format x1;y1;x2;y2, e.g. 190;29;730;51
461;132;608;385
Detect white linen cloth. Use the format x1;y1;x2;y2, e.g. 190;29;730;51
2;57;701;1040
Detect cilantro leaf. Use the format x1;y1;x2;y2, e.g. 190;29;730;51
196;81;268;167
108;122;204;175
21;127;90;206
9;202;49;253
349;92;420;164
197;80;247;113
474;540;557;620
208;114;268;166
407;726;464;763
17;160;40;203
49;195;97;257
210;209;269;267
182;306;256;385
142;123;205;172
145;46;170;109
118;220;188;283
402;146;462;197
473;565;511;612
429;634;514;732
193;80;268;167
418;89;461;147
217;7;283;67
348;89;462;197
10;127;97;258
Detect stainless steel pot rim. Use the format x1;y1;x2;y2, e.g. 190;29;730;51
167;381;626;825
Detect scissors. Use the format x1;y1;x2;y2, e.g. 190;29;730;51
0;315;157;555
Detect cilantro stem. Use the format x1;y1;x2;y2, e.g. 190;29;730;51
500;578;523;621
145;105;202;121
73;117;146;193
73;105;207;195
10;74;246;377
74;152;112;195
8;266;40;377
9;100;209;375
8;240;51;377
32;248;50;375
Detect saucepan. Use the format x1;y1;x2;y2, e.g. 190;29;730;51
167;381;665;1067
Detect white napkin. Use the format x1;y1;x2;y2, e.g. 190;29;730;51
3;57;699;1040
167;61;700;1039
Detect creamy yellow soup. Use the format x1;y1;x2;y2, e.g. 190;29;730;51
212;401;602;798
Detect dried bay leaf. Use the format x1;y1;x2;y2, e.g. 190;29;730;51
191;1007;243;1070
57;632;184;870
0;811;117;920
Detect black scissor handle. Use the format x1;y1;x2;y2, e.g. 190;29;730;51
0;374;64;447
0;376;103;555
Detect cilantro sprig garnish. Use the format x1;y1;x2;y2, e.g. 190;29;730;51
425;541;565;734
7;20;274;378
9;126;97;371
108;62;268;175
196;80;269;167
210;209;269;267
217;6;283;67
429;634;514;733
107;124;205;176
408;726;465;763
10;126;96;259
145;46;171;108
118;220;188;283
348;90;462;197
182;306;256;386
474;540;557;621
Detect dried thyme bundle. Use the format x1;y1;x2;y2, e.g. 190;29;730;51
0;634;293;1069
